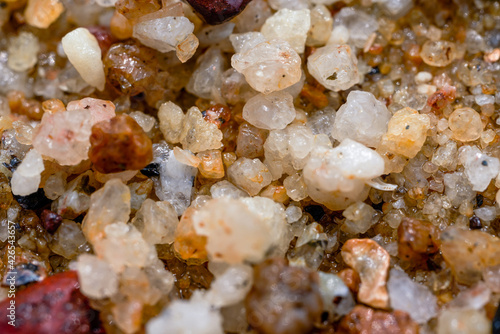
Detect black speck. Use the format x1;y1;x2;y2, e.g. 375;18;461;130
327;72;337;81
482;160;488;166
320;311;329;323
3;156;21;172
13;188;51;210
368;66;380;75
141;162;161;177
304;205;325;222
103;104;107;108
493;301;500;334
405;125;410;130
476;194;484;208
84;105;91;109
469;216;482;230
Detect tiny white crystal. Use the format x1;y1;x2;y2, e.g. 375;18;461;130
242;91;296;130
192;198;274;264
94;222;156;273
62;28;106;91
76;254;118;299
332;90;391;148
32;109;92;166
388;268;438;324
303;139;384;210
7;32;40;72
133;16;194;53
307;44;359;92
210;180;248;199
206;265;253;307
459;145;500;192
152;143;197;215
82;178;131;244
261;9;311;54
231;38;302;94
227;157;272;196
147;291;223;334
333;7;378;48
132;199;179;245
11;149;44;196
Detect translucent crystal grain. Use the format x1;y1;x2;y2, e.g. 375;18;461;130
94;222;156;273
318;272;355;320
441;227;500;285
437;309;490;334
66;98;116;125
49;220;87;259
381;107;431;158
261;9;310;54
147;292;223;334
192;198;274;264
236;123;268;159
132;199;178;245
32;110;92;166
242;91;295;130
307;44;359;92
11;149;44;196
283;172;308;201
8;32;40;72
332;91;391;148
186;48;225;101
24;0;64;29
420;40;457;67
341;201;377;234
459;146;500;192
333;7;378;48
197;150;224;179
82;178;131;244
210;180;248;199
231;38;302;94
76;254;118;299
206;265;253;307
264;124;315;179
158;103;223;153
133;16;194;54
388;268;437;324
227;157;272;196
303;139;384;210
307;5;333;47
129;111;155;133
152;144;197;215
341;238;390;309
448;107;483;142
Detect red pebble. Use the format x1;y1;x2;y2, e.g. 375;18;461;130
86;26;115;54
427;84;456;110
185;0;253;25
0;271;103;334
40;209;63;233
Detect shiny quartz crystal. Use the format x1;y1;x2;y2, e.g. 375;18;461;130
231;35;302;94
242;91;296;130
332;90;391;148
307;44;360;92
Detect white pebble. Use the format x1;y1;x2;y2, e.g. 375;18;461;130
243;91;296;130
61;28;106;91
261;9;310;54
307;44;359;92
